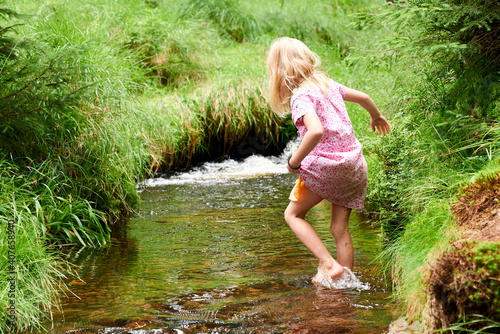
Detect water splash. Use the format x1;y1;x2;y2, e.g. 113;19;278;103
312;266;370;291
139;137;301;187
279;136;301;160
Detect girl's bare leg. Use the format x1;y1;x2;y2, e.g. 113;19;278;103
330;203;353;270
284;186;344;280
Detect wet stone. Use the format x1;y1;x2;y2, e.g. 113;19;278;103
386;317;423;334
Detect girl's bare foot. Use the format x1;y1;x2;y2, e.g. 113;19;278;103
312;260;344;284
326;261;344;279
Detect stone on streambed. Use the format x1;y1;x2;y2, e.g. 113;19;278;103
385;317;424;334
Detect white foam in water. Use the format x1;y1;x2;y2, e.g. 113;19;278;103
139;155;287;187
138;137;302;187
312;266;370;290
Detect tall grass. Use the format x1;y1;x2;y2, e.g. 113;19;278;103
351;0;500;329
178;0;260;43
0;0;391;330
378;200;458;318
0;158;80;332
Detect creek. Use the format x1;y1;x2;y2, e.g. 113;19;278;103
33;142;395;333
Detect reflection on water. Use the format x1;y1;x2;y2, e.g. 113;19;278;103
31;152;395;334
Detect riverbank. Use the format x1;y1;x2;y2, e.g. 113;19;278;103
1;0;498;332
359;1;500;331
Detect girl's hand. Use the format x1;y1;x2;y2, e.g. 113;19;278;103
287;157;301;174
370;116;391;136
287;163;301;174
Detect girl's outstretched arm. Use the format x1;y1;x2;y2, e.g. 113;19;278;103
287;112;323;174
344;88;391;136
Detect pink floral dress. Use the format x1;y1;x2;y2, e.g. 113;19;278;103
290;79;367;210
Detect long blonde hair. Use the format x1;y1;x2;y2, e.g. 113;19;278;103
267;37;331;116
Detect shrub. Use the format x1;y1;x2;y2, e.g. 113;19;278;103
359;0;500;235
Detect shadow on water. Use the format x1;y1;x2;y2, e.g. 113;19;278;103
30;155;396;334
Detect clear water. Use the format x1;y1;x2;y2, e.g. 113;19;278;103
32;145;395;333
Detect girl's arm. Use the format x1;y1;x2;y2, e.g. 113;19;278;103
287;112;323;174
344;88;391;136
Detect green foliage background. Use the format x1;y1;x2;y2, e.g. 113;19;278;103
0;0;498;332
356;0;500;331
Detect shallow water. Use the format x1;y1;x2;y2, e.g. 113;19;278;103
32;147;395;334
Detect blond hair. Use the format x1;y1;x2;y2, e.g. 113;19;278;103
266;37;331;116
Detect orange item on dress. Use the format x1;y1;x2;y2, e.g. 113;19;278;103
289;176;306;202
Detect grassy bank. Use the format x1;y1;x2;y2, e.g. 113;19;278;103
357;1;500;332
0;0;387;331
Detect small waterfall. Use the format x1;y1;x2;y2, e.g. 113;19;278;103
139;137;301;187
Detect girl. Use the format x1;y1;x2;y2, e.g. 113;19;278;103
267;37;390;282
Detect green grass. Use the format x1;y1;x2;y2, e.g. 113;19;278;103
6;0;497;330
351;1;500;329
378;200;458;317
0;0;389;330
438;314;500;334
0;157;82;332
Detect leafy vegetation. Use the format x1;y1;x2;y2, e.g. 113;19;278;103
356;0;500;331
1;0;498;331
0;159;78;331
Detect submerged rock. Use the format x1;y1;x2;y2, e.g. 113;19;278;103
385;317;424;334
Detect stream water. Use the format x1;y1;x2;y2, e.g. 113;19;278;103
33;143;396;334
